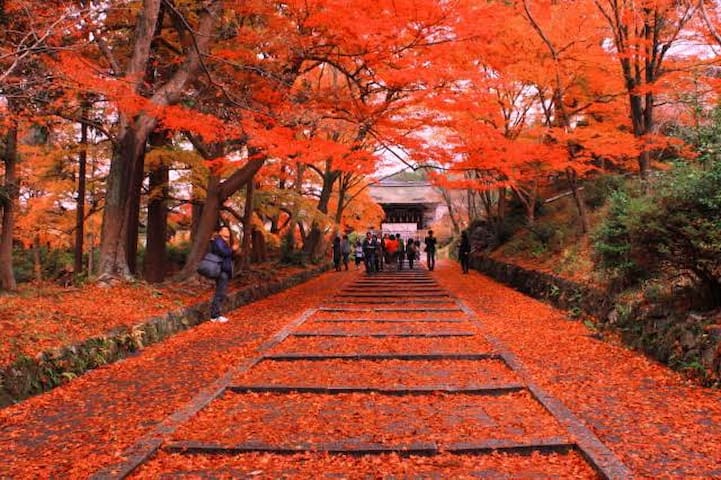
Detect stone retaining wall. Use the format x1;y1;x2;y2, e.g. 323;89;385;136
0;264;329;408
471;256;613;319
472;255;721;387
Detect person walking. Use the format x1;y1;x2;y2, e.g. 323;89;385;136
397;236;405;270
332;236;342;271
458;230;471;274
424;229;437;271
385;234;398;271
210;225;238;323
374;234;382;272
341;234;351;271
354;240;364;270
406;237;416;269
362;232;376;274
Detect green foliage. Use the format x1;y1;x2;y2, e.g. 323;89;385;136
167;241;191;267
670;103;721;168
279;231;306;266
582;174;627;210
12;246;74;283
593;161;721;304
592;189;651;288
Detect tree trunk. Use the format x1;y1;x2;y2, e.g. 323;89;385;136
178;157;265;279
191;190;203;243
566;167;590;234
125;140;146;275
98;127;147;280
87;232;95;276
440;187;461;235
0;125;18;290
143;136;169;282
74;118;88;276
240;181;254;266
303;168;339;258
335;173;352;225
32;235;42;282
97;0;218;280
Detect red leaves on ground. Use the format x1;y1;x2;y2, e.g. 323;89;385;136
0;265;308;367
434;261;721;478
235;359;520;389
0;270;357;479
271;336;494;355
131;450;598;479
170;390;565;447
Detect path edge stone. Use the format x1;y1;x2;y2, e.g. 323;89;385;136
0;264;330;408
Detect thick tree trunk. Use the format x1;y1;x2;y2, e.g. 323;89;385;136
97;0;218;280
74;119;88;276
0;125;18;290
181;175;221;278
125;141;146;275
98;128;147;280
629;93;653;180
303;168;339;258
143;144;169;282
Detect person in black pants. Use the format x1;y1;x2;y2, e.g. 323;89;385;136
458;230;471;274
406;237;416;269
424;229;437;271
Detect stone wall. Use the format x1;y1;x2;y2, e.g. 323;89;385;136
472;255;721;387
0;264;330;408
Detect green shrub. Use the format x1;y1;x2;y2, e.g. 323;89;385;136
279;231;306;265
167;241;191;267
593;161;721;304
583;174;627;210
592;189;651;288
12;246;74;283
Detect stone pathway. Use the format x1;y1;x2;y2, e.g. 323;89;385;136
119;268;626;479
4;262;721;479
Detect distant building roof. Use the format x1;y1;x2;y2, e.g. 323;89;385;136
369;181;443;205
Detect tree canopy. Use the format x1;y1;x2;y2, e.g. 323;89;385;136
1;0;720;288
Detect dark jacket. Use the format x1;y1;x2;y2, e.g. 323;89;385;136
459;235;471;255
211;236;234;275
424;236;437;252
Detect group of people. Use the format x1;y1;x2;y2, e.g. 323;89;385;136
204;224;473;323
333;229;439;274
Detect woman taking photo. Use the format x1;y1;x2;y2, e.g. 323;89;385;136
210;225;238;323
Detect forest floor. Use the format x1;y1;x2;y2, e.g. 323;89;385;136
1;261;720;478
0;262;309;367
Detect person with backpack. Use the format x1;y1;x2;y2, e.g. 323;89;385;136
209;225;237;323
